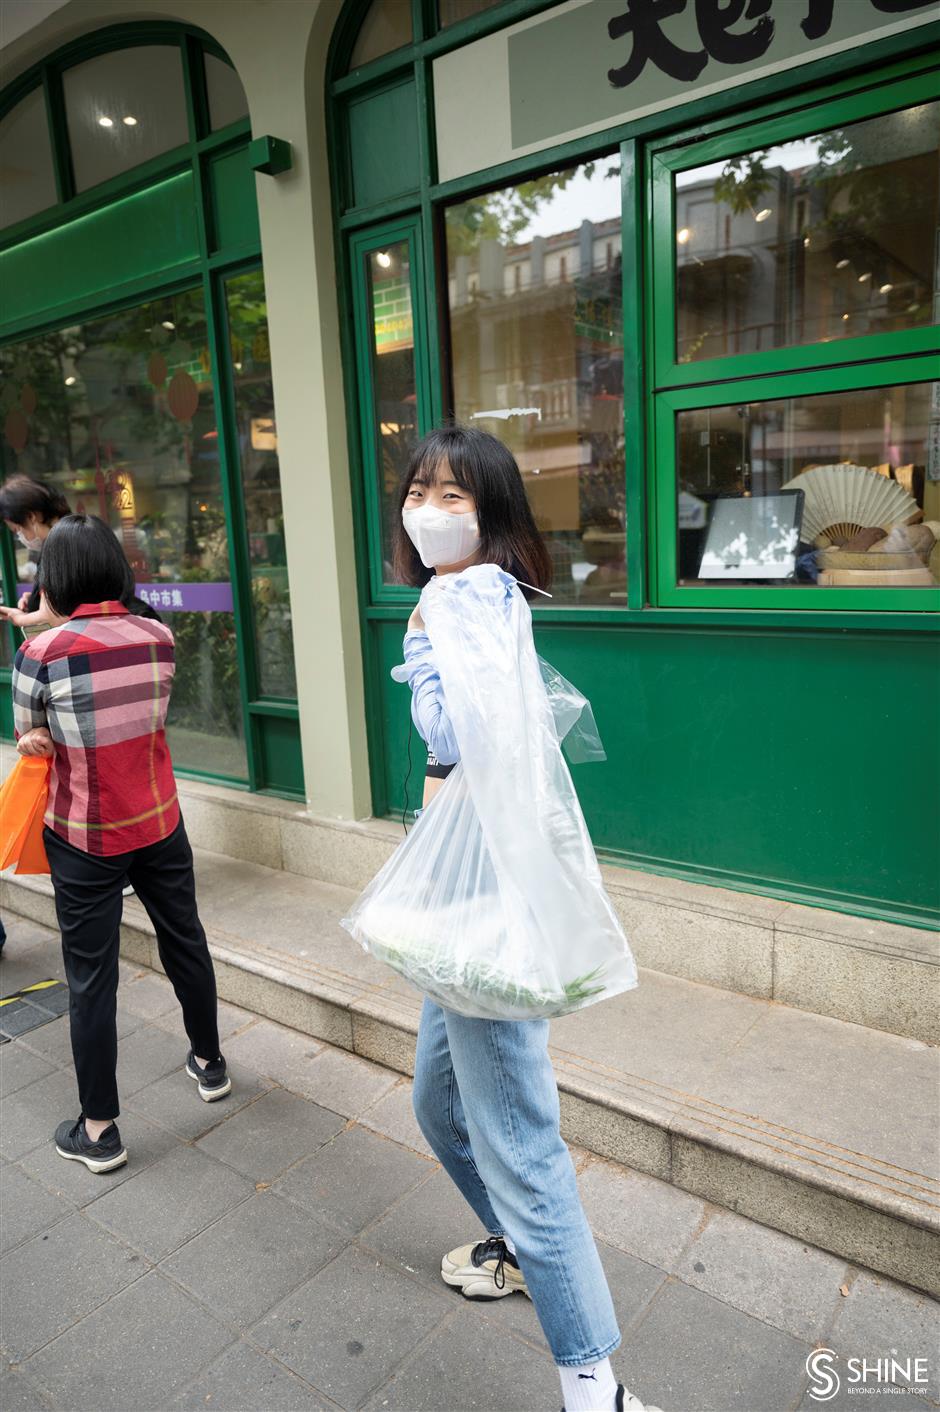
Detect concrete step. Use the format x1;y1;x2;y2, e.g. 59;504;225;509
1;746;935;1045
3;849;938;1300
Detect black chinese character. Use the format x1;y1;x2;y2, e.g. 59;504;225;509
695;0;774;66
800;0;833;39
608;0;708;88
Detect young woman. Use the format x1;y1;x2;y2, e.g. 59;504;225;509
8;514;230;1174
391;425;664;1412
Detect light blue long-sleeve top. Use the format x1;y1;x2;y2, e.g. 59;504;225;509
396;628;460;765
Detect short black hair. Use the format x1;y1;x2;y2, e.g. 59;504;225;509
39;514;131;618
393;424;552;598
0;474;70;527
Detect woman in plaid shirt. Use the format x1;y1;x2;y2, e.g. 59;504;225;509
6;514;232;1173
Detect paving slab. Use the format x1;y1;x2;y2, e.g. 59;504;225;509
84;1144;254;1261
251;1244;451;1408
0;1163;73;1256
126;1059;272;1141
616;1275;810;1412
361;1303;560;1410
222;1017;325;1083
115;1023;191;1099
0;1069;79;1162
0;1364;53;1411
672;1203;848;1344
195;1087;345;1182
577;1158;709;1272
274;1044;398;1117
0;1211;145;1360
274;1125;432;1236
161;1190;344;1328
23;1272;232;1411
358;1079;435;1158
826;1268;940;1403
0;1045;56;1099
169;1341;327;1410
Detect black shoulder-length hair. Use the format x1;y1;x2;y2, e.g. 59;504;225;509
0;474;71;527
392;424;553;599
39;514;131;618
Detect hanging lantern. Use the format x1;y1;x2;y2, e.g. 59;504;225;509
20;383;37;415
4;407;28;452
167;369;199;422
148;352;168;389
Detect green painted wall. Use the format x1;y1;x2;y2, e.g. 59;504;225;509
374;618;940;927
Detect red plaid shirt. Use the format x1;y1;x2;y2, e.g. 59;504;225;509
12;601;180;855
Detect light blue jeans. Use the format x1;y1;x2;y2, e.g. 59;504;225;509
412;996;621;1366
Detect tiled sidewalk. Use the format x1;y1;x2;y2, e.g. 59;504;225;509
1;916;937;1412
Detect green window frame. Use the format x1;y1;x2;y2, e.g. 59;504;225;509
646;62;940;612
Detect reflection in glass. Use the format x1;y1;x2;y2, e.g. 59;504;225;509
349;0;412;69
439;0;501;25
225;270;296;698
0;290;248;777
0;87;58;230
676;382;939;588
675;102;940;362
446;158;624;605
63;46;188;192
368;241;420;581
205;54;249;131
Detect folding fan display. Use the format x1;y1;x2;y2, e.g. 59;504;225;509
781;464;918;545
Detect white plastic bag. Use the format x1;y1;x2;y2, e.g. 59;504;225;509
339;563;638;1019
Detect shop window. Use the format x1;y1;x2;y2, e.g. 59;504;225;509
0;288;248;781
674;102;940;364
0;87;58;230
349;0;412;70
445;156;625;606
224;269;295;697
205;54;249;132
62;45;188;193
675;381;938;589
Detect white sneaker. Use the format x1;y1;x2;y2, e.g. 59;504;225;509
441;1235;530;1300
563;1386;665;1412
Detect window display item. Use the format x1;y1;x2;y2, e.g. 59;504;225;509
698;491;804;580
340;563;638;1019
780;464;918;546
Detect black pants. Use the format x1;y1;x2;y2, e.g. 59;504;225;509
43;817;221;1121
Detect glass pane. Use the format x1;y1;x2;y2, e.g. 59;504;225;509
439;0;501;25
225;269;296;698
676;382;939;589
0;290;248;778
368;240;420;581
675;102;940;363
205;53;249;131
349;0;412;69
0;87;57;229
446;157;625;605
63;45;188;193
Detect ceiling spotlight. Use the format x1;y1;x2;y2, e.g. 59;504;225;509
836;258;850;270
754;208;772;222
161;320;175;330
676;227;691;244
375;251;392;268
122;115;138;126
803;236;811;247
857;271;871;283
64;375;77;386
908;302;920;313
841;312;850;321
879;283;893;294
97;115;114;128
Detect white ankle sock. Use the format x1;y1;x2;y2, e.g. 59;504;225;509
558;1358;618;1412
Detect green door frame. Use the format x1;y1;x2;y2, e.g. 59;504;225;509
0;22;303;798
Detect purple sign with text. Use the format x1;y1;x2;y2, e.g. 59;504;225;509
135;583;234;613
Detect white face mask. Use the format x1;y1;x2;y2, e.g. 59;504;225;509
17;528;43;553
402;503;480;569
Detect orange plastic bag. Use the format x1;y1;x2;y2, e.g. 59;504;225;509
0;755;51;875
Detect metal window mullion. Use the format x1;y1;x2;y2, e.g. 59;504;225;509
42;64;74;205
415;54;443;427
621;138;647;612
